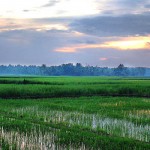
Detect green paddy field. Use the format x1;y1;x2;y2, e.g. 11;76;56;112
0;77;150;149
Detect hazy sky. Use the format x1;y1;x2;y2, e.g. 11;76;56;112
0;0;150;67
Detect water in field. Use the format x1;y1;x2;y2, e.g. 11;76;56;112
9;106;150;142
0;126;87;150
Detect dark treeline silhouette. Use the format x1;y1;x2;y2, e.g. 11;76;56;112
0;63;150;76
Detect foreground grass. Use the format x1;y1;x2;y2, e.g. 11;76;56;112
0;96;150;149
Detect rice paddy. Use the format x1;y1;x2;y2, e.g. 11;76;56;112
0;77;150;149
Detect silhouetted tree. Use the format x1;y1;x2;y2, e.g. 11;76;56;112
0;63;149;76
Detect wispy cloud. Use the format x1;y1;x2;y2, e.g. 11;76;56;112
41;0;60;7
100;57;108;61
0;18;69;32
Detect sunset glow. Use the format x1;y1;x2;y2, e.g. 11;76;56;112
105;37;150;50
100;57;108;61
0;19;69;32
55;36;150;53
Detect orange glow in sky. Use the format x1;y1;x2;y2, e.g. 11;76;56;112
55;36;150;53
104;36;150;50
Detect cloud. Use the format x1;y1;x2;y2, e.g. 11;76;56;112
0;18;70;32
0;0;150;67
97;0;150;15
54;36;150;53
145;4;150;8
70;14;150;37
1;0;150;19
0;22;149;67
41;0;59;7
100;57;108;61
111;0;146;8
23;10;30;12
0;28;150;67
103;37;150;50
0;27;102;65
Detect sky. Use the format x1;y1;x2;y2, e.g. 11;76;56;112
0;0;150;67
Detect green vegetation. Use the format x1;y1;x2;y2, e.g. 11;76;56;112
0;77;150;149
0;77;149;99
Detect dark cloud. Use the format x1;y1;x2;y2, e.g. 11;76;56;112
97;0;150;14
115;0;145;7
102;0;150;9
145;4;150;8
70;14;150;37
23;10;30;12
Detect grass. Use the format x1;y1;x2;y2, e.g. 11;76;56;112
0;77;150;149
0;77;149;99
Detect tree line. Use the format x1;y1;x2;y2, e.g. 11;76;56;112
0;63;149;76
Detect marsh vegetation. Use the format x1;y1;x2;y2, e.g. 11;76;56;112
0;77;150;149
